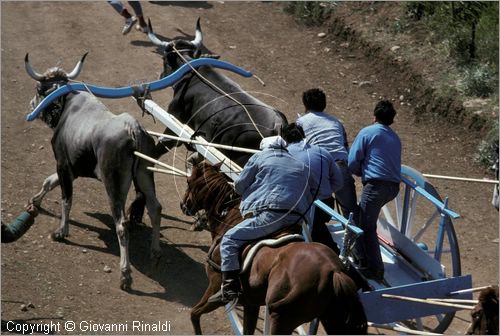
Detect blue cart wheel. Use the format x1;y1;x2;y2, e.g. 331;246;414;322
379;165;461;333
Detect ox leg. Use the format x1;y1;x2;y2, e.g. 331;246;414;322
103;171;133;291
127;191;145;228
191;272;224;334
52;169;73;241
134;167;162;264
31;173;59;207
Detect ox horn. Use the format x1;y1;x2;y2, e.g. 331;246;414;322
66;52;88;80
147;18;171;48
191;17;203;48
24;53;45;81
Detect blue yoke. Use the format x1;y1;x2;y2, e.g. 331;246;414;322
26;58;253;121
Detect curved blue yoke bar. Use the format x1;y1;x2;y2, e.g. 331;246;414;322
26;58;253;121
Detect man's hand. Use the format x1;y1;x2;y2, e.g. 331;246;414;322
26;203;39;218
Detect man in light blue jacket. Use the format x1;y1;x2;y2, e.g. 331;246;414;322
348;100;401;281
209;136;316;304
297;88;359;225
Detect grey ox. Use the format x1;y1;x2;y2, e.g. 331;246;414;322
25;53;162;290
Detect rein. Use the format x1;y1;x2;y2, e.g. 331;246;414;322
171;44;265;139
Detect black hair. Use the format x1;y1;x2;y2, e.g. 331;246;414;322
302;88;326;112
374;100;396;125
281;123;305;144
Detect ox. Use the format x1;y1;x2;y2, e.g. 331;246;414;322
25;53;162;290
467;285;499;335
147;18;288;166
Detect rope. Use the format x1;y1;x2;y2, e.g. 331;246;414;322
172;44;265;139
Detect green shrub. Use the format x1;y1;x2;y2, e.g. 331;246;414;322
284;1;337;27
460;63;497;98
477;119;499;167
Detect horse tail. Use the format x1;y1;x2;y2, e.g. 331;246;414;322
328;271;368;334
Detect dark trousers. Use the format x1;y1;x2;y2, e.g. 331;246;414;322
356;180;400;272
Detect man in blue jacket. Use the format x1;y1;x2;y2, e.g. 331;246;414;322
209;136;316;304
282;123;343;253
348;100;401;281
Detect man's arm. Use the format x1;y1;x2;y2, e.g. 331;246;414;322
1;204;38;243
234;155;259;195
347;132;365;177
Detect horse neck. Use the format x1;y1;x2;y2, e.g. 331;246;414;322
195;170;240;236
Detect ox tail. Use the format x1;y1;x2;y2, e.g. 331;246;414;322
128;123;157;225
325;271;368;334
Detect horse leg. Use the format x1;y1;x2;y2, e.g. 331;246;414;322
51;168;73;241
134;161;162;264
243;305;259;335
268;313;295;335
31;172;59;207
191;272;224;334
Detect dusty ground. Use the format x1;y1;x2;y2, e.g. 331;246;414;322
1;2;498;335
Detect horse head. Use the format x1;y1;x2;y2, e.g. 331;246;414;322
181;160;235;218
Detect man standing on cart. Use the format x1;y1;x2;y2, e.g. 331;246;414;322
348;100;401;282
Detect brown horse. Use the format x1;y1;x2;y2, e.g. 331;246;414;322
467;285;499;335
181;161;367;335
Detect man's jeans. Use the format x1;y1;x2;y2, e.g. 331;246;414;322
356;180;400;272
220;211;302;272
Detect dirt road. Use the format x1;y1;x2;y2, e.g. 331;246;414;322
1;2;497;334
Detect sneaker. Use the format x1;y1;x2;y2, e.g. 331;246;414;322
135;23;150;34
122;16;137;35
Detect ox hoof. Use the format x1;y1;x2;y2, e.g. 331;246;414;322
51;231;67;241
150;250;162;268
30;198;42;208
120;271;132;291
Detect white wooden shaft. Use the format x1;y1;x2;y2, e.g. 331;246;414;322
382;294;474;310
449;285;493;295
144;99;243;181
134;151;188;176
368;322;442;335
423;174;499;184
147;130;259;154
147;166;186;177
428;298;478;304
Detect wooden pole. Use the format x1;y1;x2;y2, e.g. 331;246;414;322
381;293;475;310
448;285;492;295
134;151;188;177
423;174;498;184
147;167;185;177
427;298;478;304
147;130;259;154
367;322;442;335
